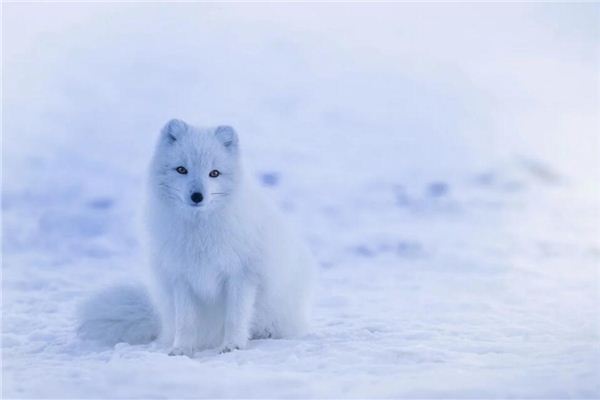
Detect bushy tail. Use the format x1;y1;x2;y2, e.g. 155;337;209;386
77;284;160;345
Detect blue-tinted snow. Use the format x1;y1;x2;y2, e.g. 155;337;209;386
2;3;599;398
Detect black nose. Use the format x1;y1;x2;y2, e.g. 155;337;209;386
191;192;203;203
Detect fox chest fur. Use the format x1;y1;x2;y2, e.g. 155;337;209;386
150;211;261;301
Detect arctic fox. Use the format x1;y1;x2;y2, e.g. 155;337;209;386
78;119;316;355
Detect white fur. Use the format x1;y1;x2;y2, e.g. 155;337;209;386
77;284;159;345
78;119;316;356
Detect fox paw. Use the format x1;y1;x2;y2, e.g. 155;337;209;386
252;328;273;339
218;345;240;354
168;346;195;357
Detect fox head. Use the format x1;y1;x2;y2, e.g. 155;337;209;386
149;119;241;215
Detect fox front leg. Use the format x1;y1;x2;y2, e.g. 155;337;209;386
168;283;199;357
219;276;257;353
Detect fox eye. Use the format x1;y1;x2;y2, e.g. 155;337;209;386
175;166;188;175
209;170;220;178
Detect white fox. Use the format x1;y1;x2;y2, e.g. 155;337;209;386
78;119;316;355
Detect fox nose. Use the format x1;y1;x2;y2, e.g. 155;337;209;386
190;192;203;203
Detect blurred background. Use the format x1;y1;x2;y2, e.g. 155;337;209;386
3;3;599;398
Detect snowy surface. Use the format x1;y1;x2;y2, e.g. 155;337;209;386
2;3;599;398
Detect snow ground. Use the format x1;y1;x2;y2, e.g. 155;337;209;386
2;3;599;398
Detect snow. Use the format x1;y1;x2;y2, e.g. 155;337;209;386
2;3;599;398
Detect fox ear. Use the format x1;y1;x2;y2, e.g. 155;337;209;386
215;125;238;150
161;119;187;143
